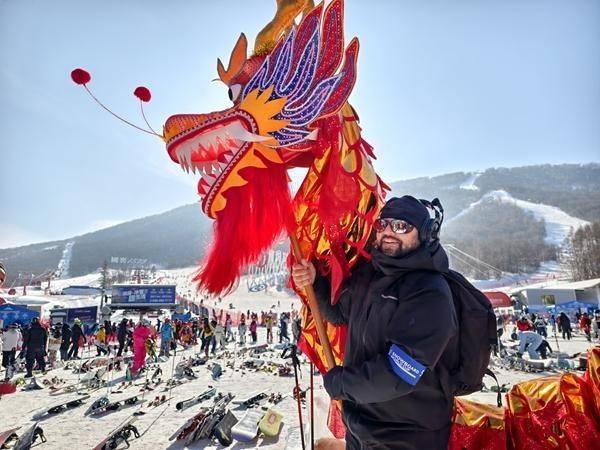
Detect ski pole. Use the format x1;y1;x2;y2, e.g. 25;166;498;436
310;362;314;450
283;345;306;450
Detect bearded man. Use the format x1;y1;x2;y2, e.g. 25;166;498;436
293;196;458;450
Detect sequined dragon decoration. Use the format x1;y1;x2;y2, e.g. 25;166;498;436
159;0;388;376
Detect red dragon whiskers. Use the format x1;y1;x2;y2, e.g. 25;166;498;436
193;160;294;295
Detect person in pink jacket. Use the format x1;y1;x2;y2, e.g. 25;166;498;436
131;320;154;374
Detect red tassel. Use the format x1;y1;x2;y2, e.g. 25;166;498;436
194;162;293;295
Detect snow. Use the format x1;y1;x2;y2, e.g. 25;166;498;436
459;172;481;191
0;326;595;449
55;241;75;279
449;190;589;246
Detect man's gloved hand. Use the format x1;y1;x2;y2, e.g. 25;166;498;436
323;365;344;400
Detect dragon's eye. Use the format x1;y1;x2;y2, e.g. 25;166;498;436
228;84;242;102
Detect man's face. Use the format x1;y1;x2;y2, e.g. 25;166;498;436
375;220;421;257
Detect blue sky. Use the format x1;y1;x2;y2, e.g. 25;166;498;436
1;0;599;248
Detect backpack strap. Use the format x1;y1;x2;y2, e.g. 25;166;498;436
484;368;502;407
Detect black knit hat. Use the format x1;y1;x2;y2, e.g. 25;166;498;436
379;196;430;230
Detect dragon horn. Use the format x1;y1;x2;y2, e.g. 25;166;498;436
253;0;314;56
217;33;248;85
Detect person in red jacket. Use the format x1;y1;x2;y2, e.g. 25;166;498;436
516;316;534;332
579;313;592;342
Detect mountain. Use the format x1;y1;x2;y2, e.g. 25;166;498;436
1;163;598;284
0;204;213;284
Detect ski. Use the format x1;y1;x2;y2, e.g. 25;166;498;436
169;408;209;441
175;387;217;411
32;393;91;420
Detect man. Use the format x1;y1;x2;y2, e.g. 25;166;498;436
517;330;543;359
159;318;174;357
293;196;458;450
23;317;48;377
2;323;22;378
579;312;592;342
117;318;128;357
68;318;84;359
59;322;72;361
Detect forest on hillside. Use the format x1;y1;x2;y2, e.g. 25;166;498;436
443;199;558;278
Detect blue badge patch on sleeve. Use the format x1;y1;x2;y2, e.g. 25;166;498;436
387;344;426;386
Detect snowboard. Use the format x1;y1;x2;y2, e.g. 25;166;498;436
233;390;269;408
230;409;265;442
175;388;217;411
259;408;283;437
88;394;143;416
169;408;209;441
0;427;20;448
212;410;238;446
93;416;139;450
32;393;91;419
12;422;46;450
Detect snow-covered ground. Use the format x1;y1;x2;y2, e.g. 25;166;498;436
0;326;595;449
55;241;75;279
449;190;589;246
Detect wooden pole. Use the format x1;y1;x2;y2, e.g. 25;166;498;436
289;234;336;370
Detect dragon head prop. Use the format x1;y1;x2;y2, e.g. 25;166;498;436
72;0;387;371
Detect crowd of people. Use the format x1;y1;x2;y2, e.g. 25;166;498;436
1;308;302;380
497;309;600;360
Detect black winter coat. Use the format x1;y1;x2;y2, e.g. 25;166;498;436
117;321;128;341
71;324;84;343
23;323;48;354
60;324;72;351
315;242;458;449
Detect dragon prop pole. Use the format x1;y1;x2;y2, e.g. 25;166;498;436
289;234;336;369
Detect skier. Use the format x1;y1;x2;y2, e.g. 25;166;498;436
159;318;174;357
47;325;62;368
579;313;592;342
214;320;225;351
559;312;572;340
279;313;289;343
2;323;21;378
265;314;274;344
225;314;234;342
292;196;458;450
117;318;128;357
200;318;214;357
132;320;154;374
249;318;258;344
68;318;84;359
23;317;48;378
59;323;71;361
292;315;302;345
517;330;543;359
534;316;547;337
95;325;109;356
238;315;247;346
516;315;534;332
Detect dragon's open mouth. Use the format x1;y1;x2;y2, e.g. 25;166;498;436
165;110;271;213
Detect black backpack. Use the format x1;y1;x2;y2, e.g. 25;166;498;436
443;270;498;400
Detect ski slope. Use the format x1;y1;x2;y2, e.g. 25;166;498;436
448;190;589;246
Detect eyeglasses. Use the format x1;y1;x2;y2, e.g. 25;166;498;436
373;218;414;234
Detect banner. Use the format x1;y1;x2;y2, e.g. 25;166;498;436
110;284;176;308
0;304;39;327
